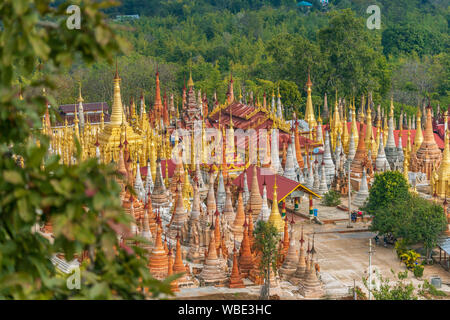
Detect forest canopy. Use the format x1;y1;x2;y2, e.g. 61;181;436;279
49;0;449;119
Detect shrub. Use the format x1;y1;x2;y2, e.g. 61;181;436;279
363;171;410;215
353;286;367;300
370;195;447;260
363;269;417;300
419;280;447;299
321;189;341;207
400;250;421;270
413;265;424;278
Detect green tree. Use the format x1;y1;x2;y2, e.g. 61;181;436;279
382;23;445;57
277;80;302;119
408;197;447;259
369;198;411;239
317;9;390;98
253;220;280;300
265;34;326;92
321;189;342;207
0;0;175;299
369;194;446;260
363;171;411;216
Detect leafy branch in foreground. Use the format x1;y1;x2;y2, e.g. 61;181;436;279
0;0;172;299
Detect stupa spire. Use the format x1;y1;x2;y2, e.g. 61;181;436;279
228;241;245;288
268;173;284;232
110;61;126;126
304;69;317;129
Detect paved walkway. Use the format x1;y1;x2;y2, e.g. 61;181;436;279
287;195;354;222
170;203;450;300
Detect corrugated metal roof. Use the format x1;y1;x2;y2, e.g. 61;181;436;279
324;121;446;149
438;236;450;255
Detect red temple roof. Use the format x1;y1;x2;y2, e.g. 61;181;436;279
325;121;445;149
140;159;177;179
232;164;320;202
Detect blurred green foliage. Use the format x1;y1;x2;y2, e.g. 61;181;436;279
0;0;175;299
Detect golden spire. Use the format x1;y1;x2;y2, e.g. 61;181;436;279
304;70;317;130
73;104;80;140
414;108;424;151
229;71;234;103
268;173;284;233
342;113;349;153
19;83;23;100
110;61;126;126
187;64;194;88
317;104;322;123
229;107;234;128
164;160;169;188
130;97;137;119
365;100;373;149
403;152;410;184
331;92;341;149
182;164;192;210
351;97;359;147
436;129;450;197
77;81;84;103
100;103;105;130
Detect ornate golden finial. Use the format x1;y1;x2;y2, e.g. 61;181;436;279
274;172;277;191
306;68;312;88
100;103;105;130
114;57;119;80
317;105;322;123
187;61;194;88
19;83;23;100
229;107;234;128
77;81;84;103
268;171;283;232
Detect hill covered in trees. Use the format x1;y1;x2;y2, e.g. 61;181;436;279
51;0;449;119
